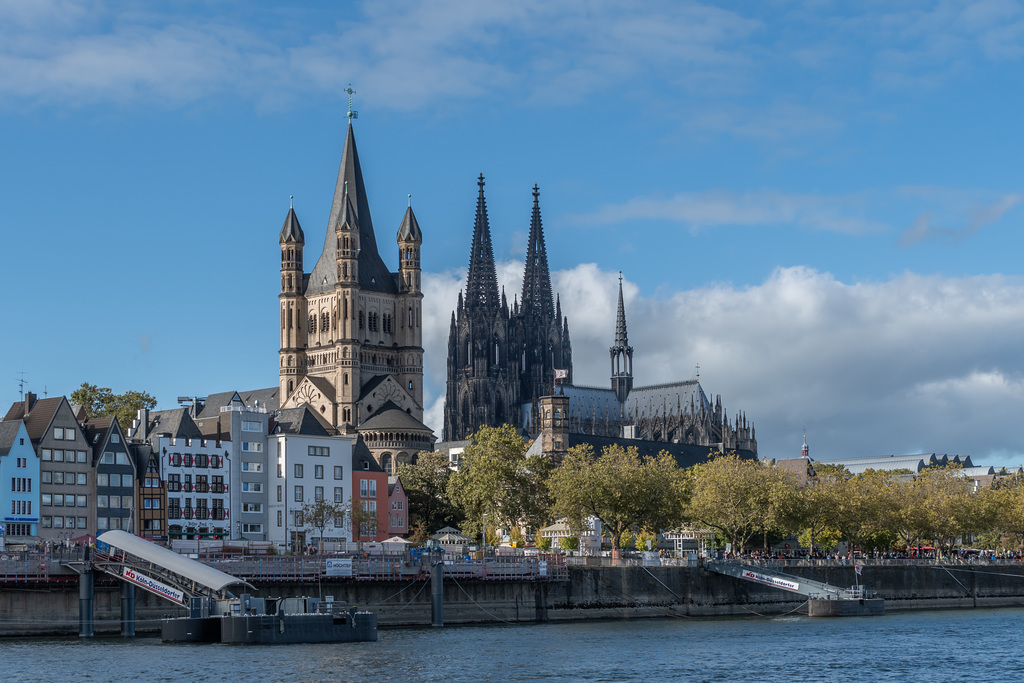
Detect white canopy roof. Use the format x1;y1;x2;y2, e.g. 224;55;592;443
98;530;253;593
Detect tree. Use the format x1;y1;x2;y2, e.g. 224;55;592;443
301;497;350;551
395;449;462;533
535;535;552;551
686;453;774;553
447;424;554;538
548;443;687;549
71;383;157;433
797;464;847;555
559;535;579;551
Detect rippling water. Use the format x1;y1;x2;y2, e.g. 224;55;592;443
5;608;1021;682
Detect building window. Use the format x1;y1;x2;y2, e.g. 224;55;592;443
242;462;263;473
314;465;324;479
277;510;283;527
294;485;303;502
242;420;261;432
334;487;344;503
242;442;262;453
242;523;263;534
242;503;263;513
315;486;323;501
277;485;283;502
308;446;329;457
334;466;343;480
294;464;303;478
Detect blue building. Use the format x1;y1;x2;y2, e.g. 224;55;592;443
0;420;40;540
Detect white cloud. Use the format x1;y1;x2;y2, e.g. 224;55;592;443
571;189;889;235
900;193;1022;245
422;263;1024;466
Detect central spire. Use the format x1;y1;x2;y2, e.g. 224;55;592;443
614;271;629;347
520;184;554;320
464;174;501;313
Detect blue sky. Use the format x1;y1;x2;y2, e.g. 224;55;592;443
4;0;1024;466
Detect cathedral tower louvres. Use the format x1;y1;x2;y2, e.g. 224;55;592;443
279;122;434;472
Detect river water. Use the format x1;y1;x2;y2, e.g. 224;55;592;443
4;608;1020;682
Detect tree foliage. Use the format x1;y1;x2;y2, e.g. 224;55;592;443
446;425;554;538
395;449;462;533
301;497;350;548
549;443;687;548
71;382;157;433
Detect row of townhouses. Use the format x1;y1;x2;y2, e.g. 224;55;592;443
0;392;408;551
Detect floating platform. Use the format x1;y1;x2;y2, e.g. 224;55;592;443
161;595;377;644
808;597;885;617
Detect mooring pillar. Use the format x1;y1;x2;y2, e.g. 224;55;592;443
78;567;94;638
430;561;444;628
120;580;136;637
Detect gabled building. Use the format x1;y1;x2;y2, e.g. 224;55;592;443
130;439;166;542
82;416;136;534
352;440;388;543
4;394;94;542
387;475;408;537
133;407;231;541
0;420;39;540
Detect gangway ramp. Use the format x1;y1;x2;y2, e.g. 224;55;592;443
94;530;253;607
706;561;855;599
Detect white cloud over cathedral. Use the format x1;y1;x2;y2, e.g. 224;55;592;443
425;264;1024;466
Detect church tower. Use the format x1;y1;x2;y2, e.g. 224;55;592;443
444;175;519;441
514;185;572;406
279;108;432;468
279;199;306;400
610;272;633;407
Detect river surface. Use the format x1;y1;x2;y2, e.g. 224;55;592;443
3;608;1020;682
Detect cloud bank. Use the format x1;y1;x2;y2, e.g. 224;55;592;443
423;264;1024;467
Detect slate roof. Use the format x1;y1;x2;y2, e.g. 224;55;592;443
388;475;401;496
82;416;115;458
271;406;333;436
814;453;975;475
0;420;24;456
148;408;203;440
396;205;422;242
356;374;390;401
307;123;397;296
3;396;64;443
567;433;755;469
359;401;432;432
196;388;279;419
353;438;385;473
279;206;305;244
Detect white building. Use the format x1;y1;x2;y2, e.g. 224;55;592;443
268;406;354;553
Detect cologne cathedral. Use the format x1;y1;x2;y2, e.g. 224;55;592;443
443;177;572;441
443;179;756;458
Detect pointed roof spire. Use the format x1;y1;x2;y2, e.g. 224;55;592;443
520;183;554;320
397;202;422;242
308;119;395;295
614;271;629;347
279;197;305;244
464;174;501;313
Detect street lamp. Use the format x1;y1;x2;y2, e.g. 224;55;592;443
482;513;488;556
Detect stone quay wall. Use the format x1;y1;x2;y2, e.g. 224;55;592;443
3;563;1024;636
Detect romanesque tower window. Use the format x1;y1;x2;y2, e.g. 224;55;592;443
308;315;316;333
321;312;329;332
359;311;365;330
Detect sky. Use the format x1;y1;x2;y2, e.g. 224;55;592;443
3;0;1024;467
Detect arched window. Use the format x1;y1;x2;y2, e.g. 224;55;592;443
308;315;316;333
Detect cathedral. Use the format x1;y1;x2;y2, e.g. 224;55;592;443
443;177;573;441
443;183;756;457
277;120;435;471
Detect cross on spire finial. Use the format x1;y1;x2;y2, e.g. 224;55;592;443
344;84;358;121
289;194;293;209
532;184;540;200
619;270;623;286
478;173;485;189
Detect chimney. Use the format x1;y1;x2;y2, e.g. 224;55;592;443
24;392;37;414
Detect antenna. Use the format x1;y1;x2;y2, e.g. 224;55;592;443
16;371;26;400
344;85;358;121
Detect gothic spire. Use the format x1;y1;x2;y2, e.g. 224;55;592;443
464;174;501;313
614;271;629;348
520;184;554;320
